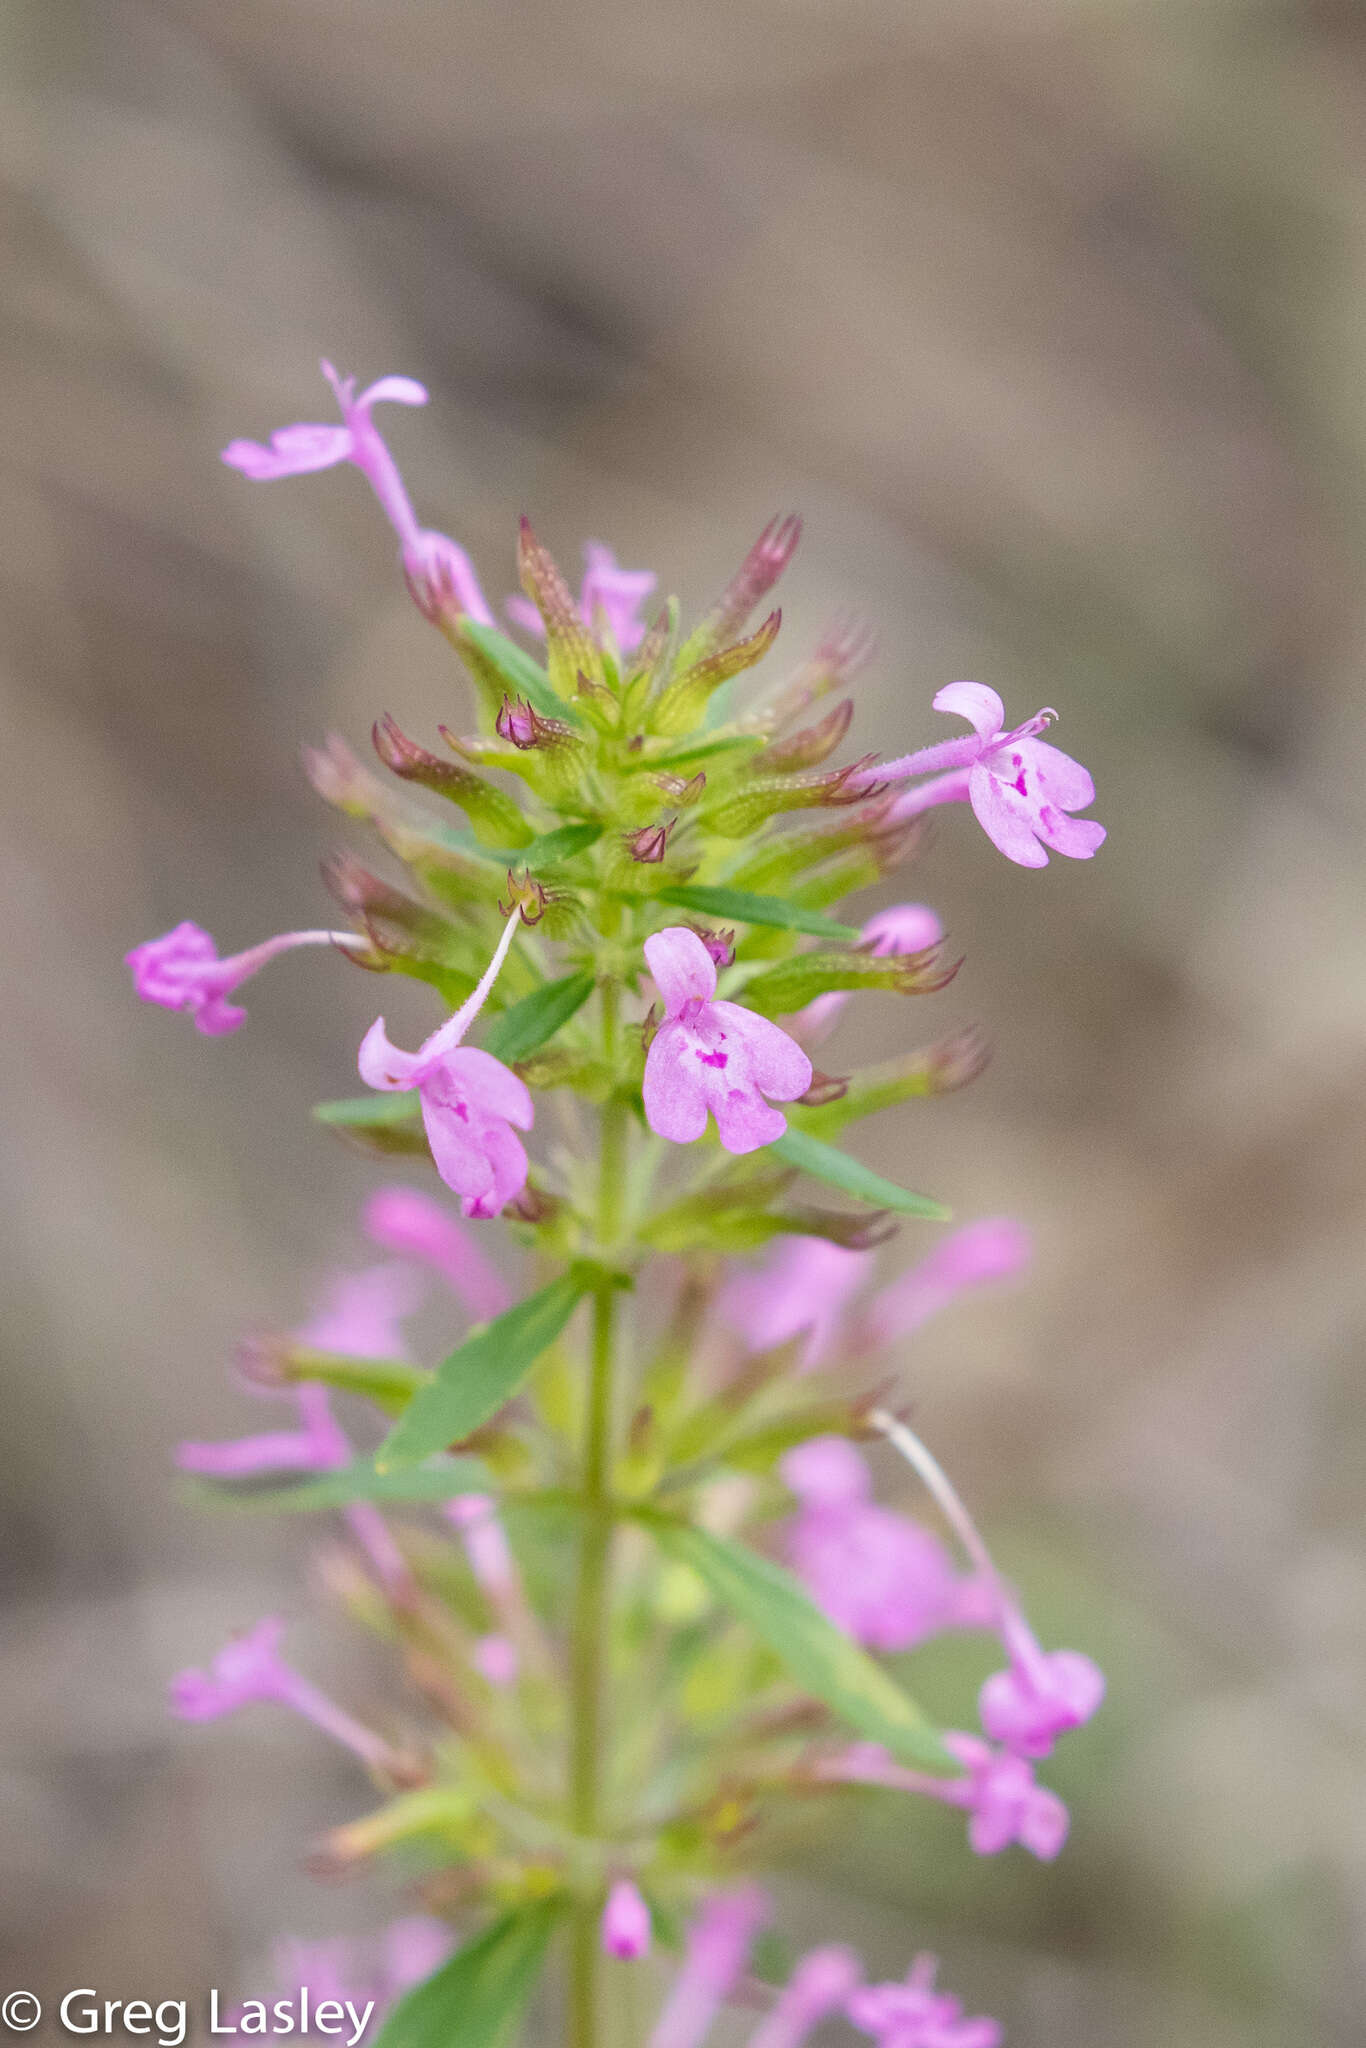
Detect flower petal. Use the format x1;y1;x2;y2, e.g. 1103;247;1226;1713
359;375;429;409
643;1023;710;1143
967;763;1050;868
1011;735;1095;811
419;1092;497;1209
644;927;717;1016
933;681;1005;738
446;1047;534;1130
358;1018;426;1091
222;424;354;479
710;1002;812;1101
710;1087;789;1155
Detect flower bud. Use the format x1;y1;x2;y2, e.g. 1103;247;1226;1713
373;715;531;849
624;817;677;864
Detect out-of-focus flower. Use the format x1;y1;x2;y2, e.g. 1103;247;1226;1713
648;1887;770;2048
360;915;533;1216
642;928;811;1155
819;1738;1068;1862
380;1917;454;1993
719;1238;874;1370
848;1953;1001;2048
793;904;944;1042
169;1617;398;1773
445;1494;516;1595
860;1220;1031;1349
745;1946;862;2048
782;1439;993;1651
978;1608;1105;1759
601;1878;652;1960
507;541;656;654
125;922;363;1036
223;362;493;626
472;1635;519;1688
362;1186;510;1322
879;683;1104;869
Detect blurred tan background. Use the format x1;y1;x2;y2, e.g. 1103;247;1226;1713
4;0;1366;2041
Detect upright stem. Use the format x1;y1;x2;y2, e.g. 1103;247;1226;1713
568;969;627;2048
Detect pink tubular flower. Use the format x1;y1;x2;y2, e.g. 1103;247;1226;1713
642;928;812;1155
819;1737;1068;1862
848;1954;1001;2048
223;362;493;626
359;915;533;1216
169;1617;398;1773
794;904;944;1043
601;1878;652;1960
648;1887;770;2048
861;1220;1031;1350
719;1238;874;1371
507;540;656;654
381;1917;454;1994
879;683;1104;869
871;1410;1104;1760
363;1186;511;1322
781;1439;992;1652
745;1946;862;2048
125;922;363;1036
978;1607;1105;1760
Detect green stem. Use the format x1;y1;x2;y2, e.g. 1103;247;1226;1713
567;974;628;2048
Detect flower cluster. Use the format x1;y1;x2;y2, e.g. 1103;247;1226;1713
133;362;1107;2048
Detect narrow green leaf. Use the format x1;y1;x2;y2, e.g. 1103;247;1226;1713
773;1128;949;1220
460;620;573;725
657;885;859;941
372;1899;563;2048
378;1273;593;1468
516;821;601;868
314;1092;421;1129
274;1349;432;1416
187;1456;490;1515
482;971;596;1064
643;1517;953;1772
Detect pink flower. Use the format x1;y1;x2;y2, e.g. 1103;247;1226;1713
507;541;656;653
363;1186;511;1322
472;1634;519;1688
380;1917;454;1994
169;1617;398;1773
869;1410;1104;1761
719;1238;874;1370
223;362;493;626
978;1607;1105;1760
793;904;944;1043
781;1439;992;1652
601;1878;652;1960
125;922;362;1036
861;1220;1031;1350
848;1954;1001;2048
879;683;1104;869
642;927;812;1155
819;1738;1068;1862
359;915;533;1216
444;1493;516;1595
177;1266;422;1596
745;1947;862;2048
648;1887;770;2048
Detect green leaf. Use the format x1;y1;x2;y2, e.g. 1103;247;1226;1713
642;1517;953;1772
377;1272;594;1469
516;821;602;868
314;1092;421;1129
460;620;573;725
772;1128;949;1219
271;1349;432;1416
657;885;858;941
482;971;596;1064
372;1899;563;2048
187;1455;490;1514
